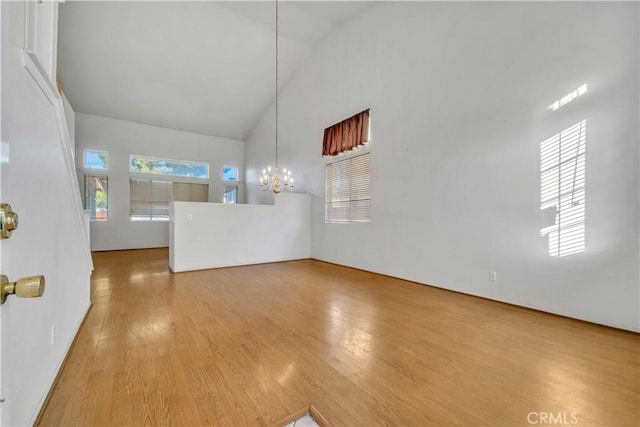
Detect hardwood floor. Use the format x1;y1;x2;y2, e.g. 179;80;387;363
38;248;639;426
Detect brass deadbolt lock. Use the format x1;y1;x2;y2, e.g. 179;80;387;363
0;203;19;239
1;274;45;304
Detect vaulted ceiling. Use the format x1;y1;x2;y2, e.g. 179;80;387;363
57;1;375;141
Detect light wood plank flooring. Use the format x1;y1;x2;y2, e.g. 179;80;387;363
38;248;639;426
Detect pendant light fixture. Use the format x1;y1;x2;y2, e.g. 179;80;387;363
259;0;294;194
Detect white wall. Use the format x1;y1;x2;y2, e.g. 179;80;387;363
245;2;640;331
170;193;311;272
1;1;92;425
61;92;75;156
75;113;246;251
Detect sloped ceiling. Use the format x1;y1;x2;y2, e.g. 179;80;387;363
57;1;374;141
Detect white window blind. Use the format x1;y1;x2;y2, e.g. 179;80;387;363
540;120;586;257
325;153;371;223
130;179;171;221
130;180;209;221
173;182;208;203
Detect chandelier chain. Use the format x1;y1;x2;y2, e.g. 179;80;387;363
259;0;293;194
275;0;279;167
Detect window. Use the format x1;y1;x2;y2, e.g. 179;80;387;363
130;179;209;221
325;153;371;223
129;155;209;179
84;175;108;220
540;120;586;257
173;182;209;202
130;179;171;221
223;186;237;204
84;150;108;170
223;166;238;181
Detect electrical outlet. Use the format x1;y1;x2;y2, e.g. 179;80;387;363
489;271;497;281
51;324;56;344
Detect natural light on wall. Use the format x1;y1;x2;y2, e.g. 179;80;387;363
540;120;586;257
548;84;587;111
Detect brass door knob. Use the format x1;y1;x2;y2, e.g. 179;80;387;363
0;203;19;239
1;274;45;304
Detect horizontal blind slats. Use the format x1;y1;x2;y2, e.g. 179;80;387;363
325;153;371;223
130;179;208;220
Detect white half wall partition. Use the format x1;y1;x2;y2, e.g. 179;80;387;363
170;193;311;272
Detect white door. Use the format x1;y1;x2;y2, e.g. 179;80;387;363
0;1;92;425
0;3;4;422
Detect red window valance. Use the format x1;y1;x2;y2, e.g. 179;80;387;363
322;109;370;156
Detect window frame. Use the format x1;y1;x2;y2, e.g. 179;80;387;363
83;149;109;170
83;174;109;221
223;185;238;204
325;150;371;224
129;178;172;222
129;178;209;222
129;154;210;179
222;165;239;182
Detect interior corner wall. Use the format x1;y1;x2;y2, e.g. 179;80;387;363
75;113;246;251
245;2;640;332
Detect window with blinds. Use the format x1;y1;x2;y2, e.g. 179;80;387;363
130;179;171;221
173;182;209;202
540;120;586;257
130;179;208;221
325;153;371;223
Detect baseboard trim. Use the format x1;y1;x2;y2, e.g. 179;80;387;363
91;246;169;253
170;257;312;274
32;301;92;426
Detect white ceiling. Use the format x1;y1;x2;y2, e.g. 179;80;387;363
57;1;375;141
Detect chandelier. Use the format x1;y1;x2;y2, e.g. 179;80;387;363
260;0;294;194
